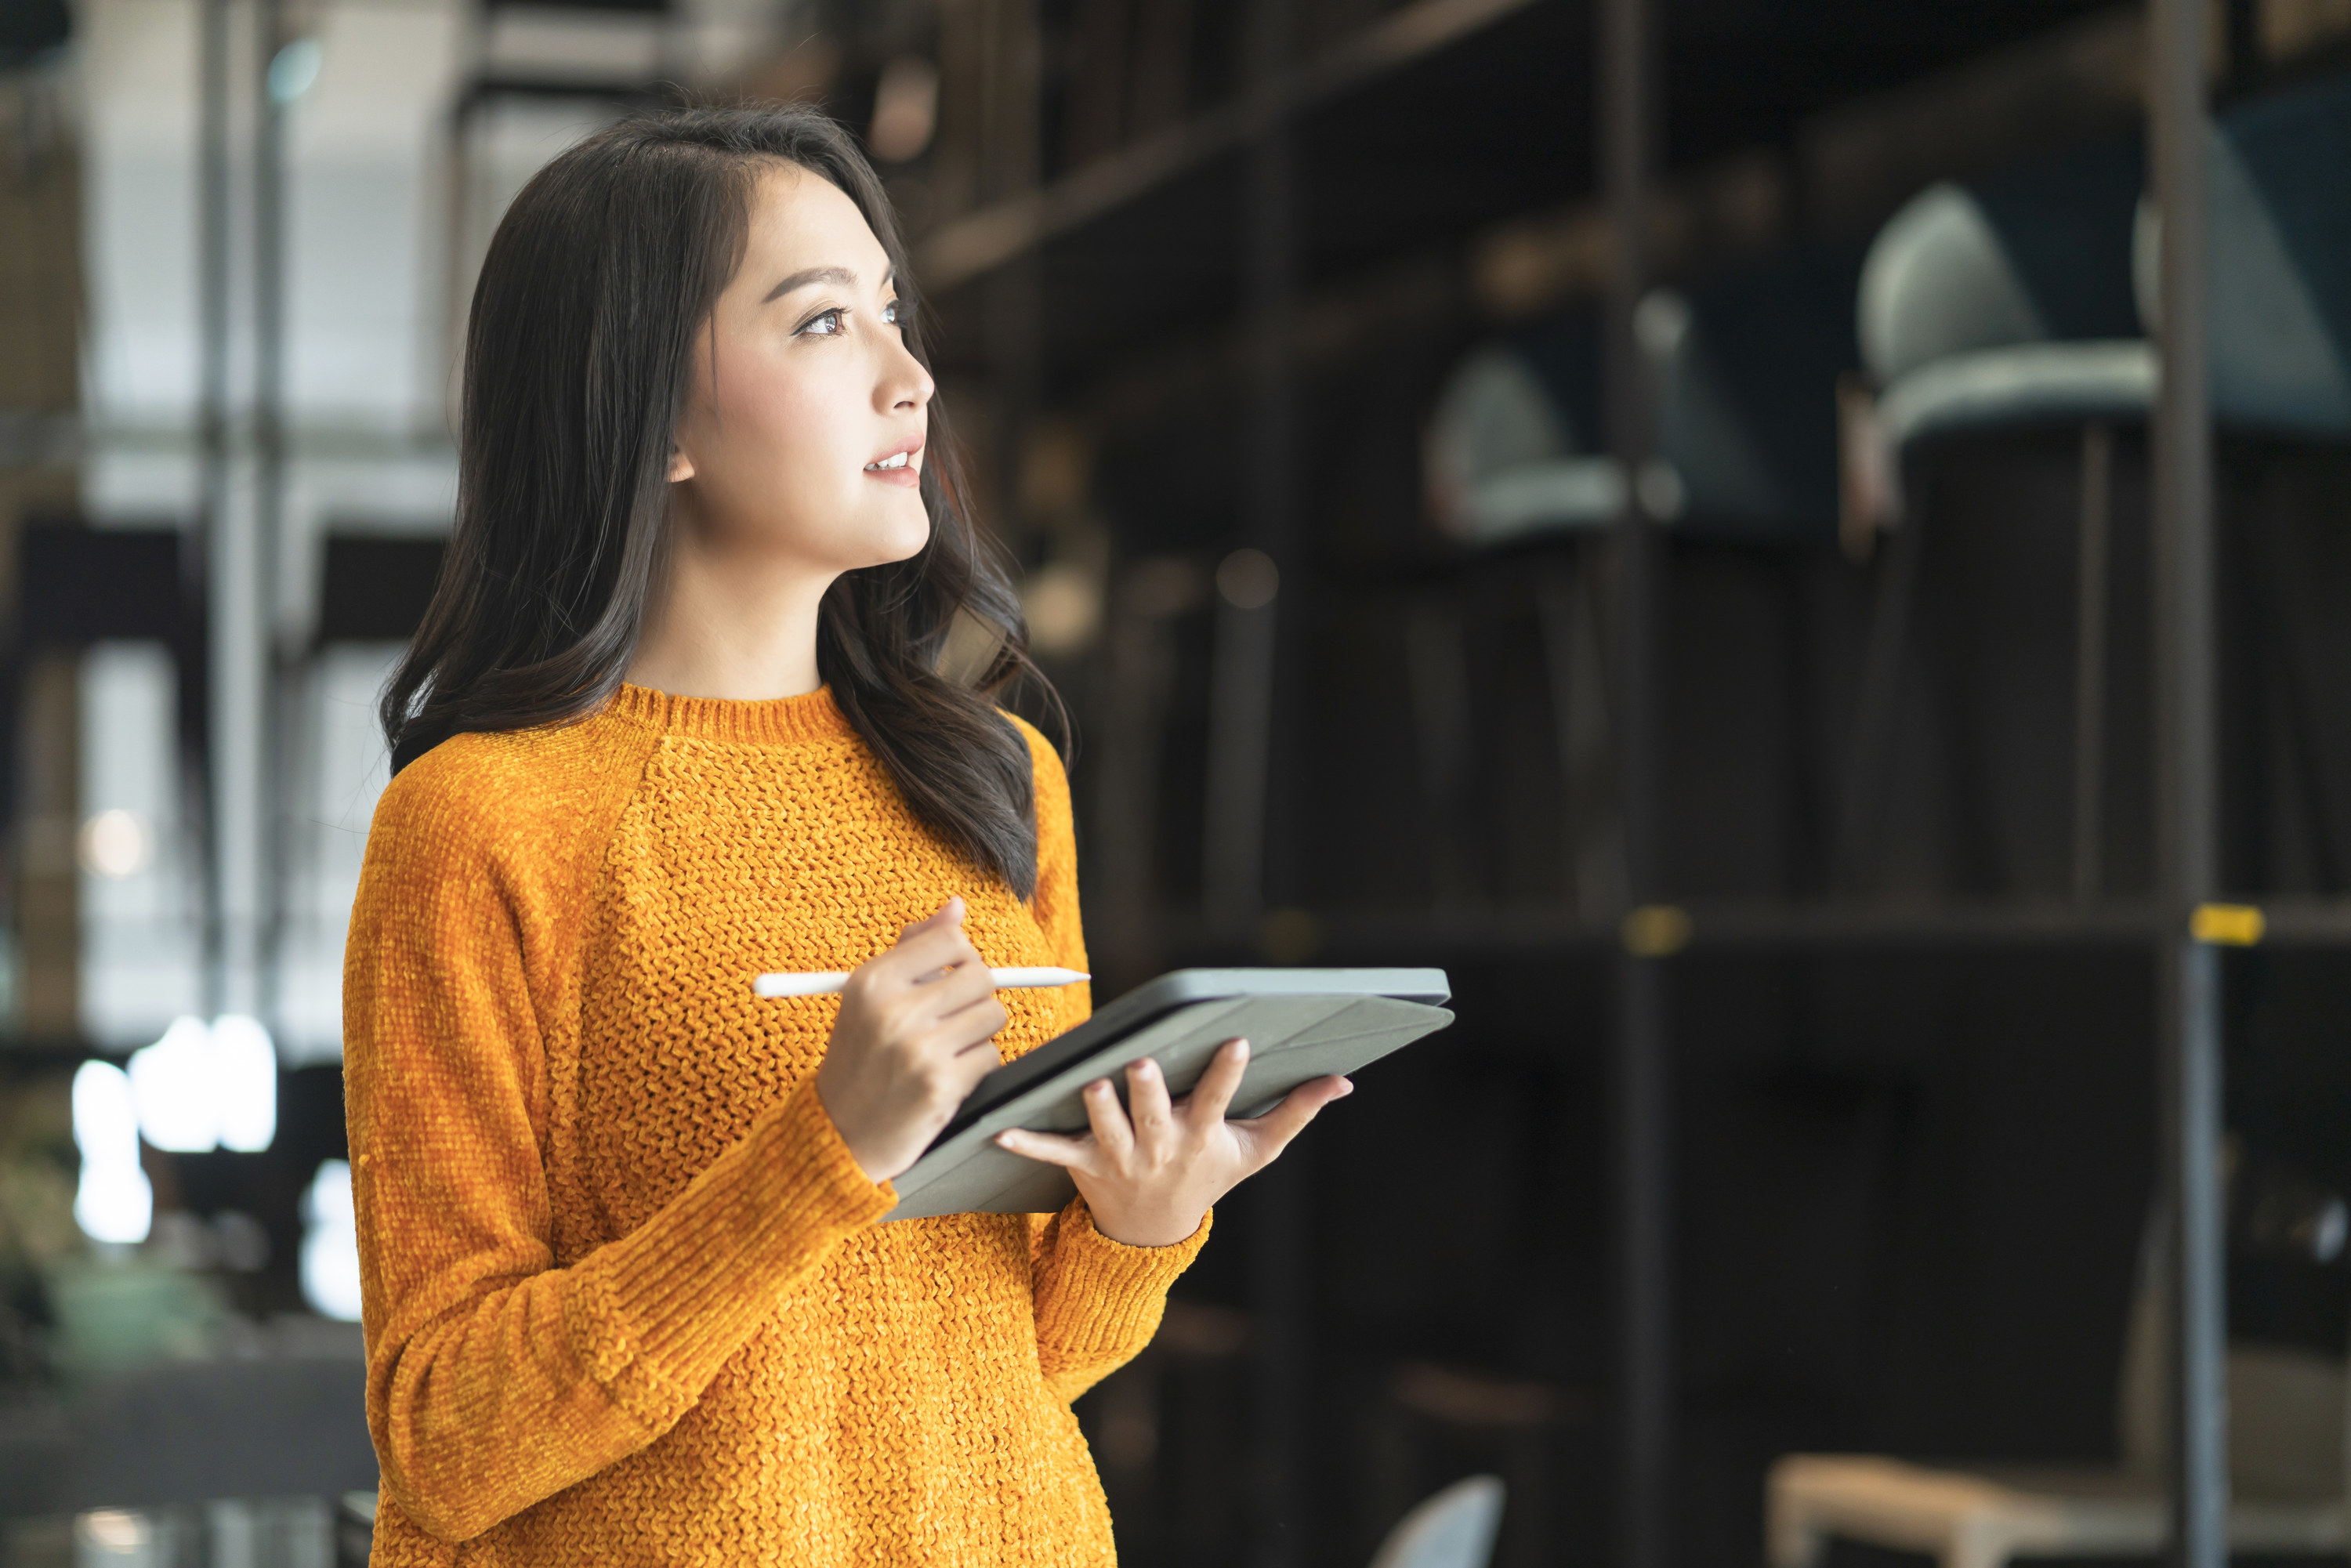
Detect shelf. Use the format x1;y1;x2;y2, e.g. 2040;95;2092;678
917;0;1542;293
918;2;2125;292
1284;897;2351;958
918;0;2124;387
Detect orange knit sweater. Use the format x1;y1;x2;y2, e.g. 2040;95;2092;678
342;683;1206;1566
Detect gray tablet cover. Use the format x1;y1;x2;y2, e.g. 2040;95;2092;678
883;968;1454;1221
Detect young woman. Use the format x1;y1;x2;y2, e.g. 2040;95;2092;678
343;107;1348;1565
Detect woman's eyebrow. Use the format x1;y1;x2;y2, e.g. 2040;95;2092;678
763;265;857;303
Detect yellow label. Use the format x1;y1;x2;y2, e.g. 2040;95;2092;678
1621;904;1693;958
2190;904;2265;946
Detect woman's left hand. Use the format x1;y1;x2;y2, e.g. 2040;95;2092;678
994;1039;1352;1248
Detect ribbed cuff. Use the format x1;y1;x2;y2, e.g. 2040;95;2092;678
1033;1200;1212;1357
581;1078;893;1422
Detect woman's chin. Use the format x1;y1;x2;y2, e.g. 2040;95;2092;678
725;498;930;573
854;509;933;567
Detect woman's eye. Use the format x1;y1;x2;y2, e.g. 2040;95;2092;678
801;309;845;336
882;300;902;328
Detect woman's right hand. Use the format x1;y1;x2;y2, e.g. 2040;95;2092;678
813;897;1009;1182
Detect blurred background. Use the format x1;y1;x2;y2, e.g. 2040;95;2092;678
2;0;2351;1563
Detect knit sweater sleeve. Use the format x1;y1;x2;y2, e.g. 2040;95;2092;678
1005;716;1211;1402
342;741;894;1544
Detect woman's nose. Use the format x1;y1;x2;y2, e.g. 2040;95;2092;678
880;332;934;411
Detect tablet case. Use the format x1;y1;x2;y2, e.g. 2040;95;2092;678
884;968;1454;1221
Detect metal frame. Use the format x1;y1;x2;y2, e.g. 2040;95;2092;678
2148;2;2229;1565
186;0;293;1032
194;0;232;1021
1599;2;1672;1568
1306;897;2351;956
915;0;1546;291
1217;5;1311;1560
944;0;2264;1554
255;0;291;1036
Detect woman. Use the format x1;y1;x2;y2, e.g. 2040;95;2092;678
344;106;1347;1566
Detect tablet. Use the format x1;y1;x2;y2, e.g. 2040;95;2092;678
884;968;1454;1221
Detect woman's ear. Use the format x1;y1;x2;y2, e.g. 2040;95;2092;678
666;446;695;483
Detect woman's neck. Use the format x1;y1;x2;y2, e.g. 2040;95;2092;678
625;537;835;702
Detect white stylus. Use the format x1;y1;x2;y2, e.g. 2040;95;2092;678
753;966;1090;998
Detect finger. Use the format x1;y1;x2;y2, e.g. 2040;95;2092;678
889;909;980;969
905;1041;998;1130
871;923;984;987
863;934;990;1016
944;1034;1002;1098
916;958;999;1021
995;1127;1098;1171
907;929;989;986
1182;1038;1250;1125
878;899;966;972
1233;1075;1353;1168
899;896;965;941
940;995;1009;1054
1125;1057;1175;1155
1081;1077;1136;1164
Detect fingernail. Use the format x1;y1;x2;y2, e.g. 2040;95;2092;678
1229;1038;1251;1057
1339;1079;1355;1095
1137;1059;1160;1079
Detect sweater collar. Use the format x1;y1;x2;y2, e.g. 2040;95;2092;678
606;682;855;745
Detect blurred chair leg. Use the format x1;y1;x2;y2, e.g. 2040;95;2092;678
1404;594;1476;907
1534;564;1581;904
1536;556;1617;916
2070;422;2113;903
1834;505;1929;891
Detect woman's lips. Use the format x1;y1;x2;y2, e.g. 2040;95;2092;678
864;446;922;487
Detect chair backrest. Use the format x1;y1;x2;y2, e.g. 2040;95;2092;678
1860;139;2145;386
1367;1474;1507;1568
2135;73;2351;436
1638;288;1790;525
1639;246;1860;542
1859;185;2047;384
2221;74;2351;434
1425;344;1578;517
1424;331;1622;545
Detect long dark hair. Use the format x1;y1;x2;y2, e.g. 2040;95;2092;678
381;106;1056;899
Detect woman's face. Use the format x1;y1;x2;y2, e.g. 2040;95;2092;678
668;164;934;573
